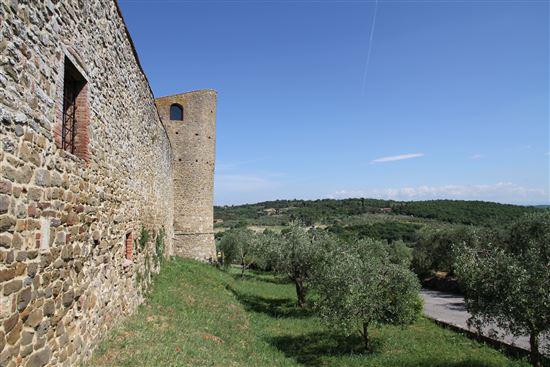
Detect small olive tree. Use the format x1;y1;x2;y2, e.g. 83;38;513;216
218;228;261;277
312;238;422;350
264;224;331;307
454;212;550;367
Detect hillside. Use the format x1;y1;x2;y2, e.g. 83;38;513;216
89;259;528;367
215;199;540;228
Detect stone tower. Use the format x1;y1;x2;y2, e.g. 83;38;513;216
155;90;217;260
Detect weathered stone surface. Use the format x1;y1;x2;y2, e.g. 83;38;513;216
0;0;221;365
0;195;9;214
25;348;50;367
42;300;54;317
33;170;50;187
0;268;15;282
0;215;16;232
62;290;74;307
0;330;5;353
156;91;216;261
3;314;18;334
3;279;22;296
17;287;32;310
25;309;42;328
6;321;22;344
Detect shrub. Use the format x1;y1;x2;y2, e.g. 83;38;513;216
139;226;150;251
155;227;165;261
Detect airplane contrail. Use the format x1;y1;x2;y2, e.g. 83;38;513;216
361;0;379;95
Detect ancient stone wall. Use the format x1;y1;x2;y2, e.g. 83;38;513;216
0;1;174;366
155;91;216;261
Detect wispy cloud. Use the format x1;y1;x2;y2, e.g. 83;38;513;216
371;153;425;164
329;182;548;205
470;154;484;160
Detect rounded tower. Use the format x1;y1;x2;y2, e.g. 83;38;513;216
155;90;216;261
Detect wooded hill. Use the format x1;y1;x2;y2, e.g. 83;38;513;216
214;199;542;228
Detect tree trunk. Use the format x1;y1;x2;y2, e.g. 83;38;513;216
241;259;245;278
362;322;370;351
294;279;307;308
529;331;541;367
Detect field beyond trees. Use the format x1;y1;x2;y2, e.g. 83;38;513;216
88;259;530;367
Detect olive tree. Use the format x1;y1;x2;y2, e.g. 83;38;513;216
312;238;422;350
264;224;331;307
218;228;260;277
454;212;550;367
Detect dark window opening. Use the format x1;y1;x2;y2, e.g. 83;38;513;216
125;232;133;260
170;104;183;121
62;58;86;154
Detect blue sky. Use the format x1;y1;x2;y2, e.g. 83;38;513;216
119;0;549;206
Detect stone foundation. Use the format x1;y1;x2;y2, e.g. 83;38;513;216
173;233;216;261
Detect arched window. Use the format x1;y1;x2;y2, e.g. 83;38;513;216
170;104;183;121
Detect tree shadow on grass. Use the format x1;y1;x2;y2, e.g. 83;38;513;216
267;331;380;366
269;332;506;367
230;271;291;285
227;286;313;319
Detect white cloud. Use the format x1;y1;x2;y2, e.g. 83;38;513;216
370;153;425;164
329;182;548;205
470;154;484;160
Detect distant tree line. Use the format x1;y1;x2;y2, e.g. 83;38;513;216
215;198;541;228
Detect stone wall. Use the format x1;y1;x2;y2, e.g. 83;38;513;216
155;91;216;261
0;1;174;366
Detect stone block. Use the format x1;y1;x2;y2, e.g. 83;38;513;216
3;313;18;334
17;287;32;310
25;309;43;328
0;195;9;214
34;169;50;187
5;320;21;345
0;179;12;194
0;265;16;283
25;348;50;367
0;215;16;232
3;279;22;295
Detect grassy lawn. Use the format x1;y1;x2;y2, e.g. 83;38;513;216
87;258;530;367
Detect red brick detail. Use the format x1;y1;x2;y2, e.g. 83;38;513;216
125;233;133;261
73;83;90;162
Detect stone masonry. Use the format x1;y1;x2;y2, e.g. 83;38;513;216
0;1;216;366
155;91;217;261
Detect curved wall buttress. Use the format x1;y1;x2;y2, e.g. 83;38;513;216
155;90;217;260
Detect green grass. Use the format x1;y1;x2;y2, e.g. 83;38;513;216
87;258;530;367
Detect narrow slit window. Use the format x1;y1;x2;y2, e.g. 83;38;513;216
61;58;87;155
170;104;183;121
